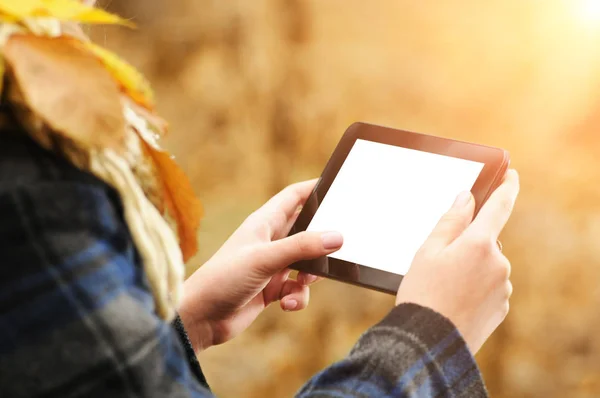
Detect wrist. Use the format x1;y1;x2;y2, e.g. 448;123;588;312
178;301;216;353
386;303;475;354
394;299;476;354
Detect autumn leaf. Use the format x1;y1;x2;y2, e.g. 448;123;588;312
0;11;17;23
4;34;126;151
0;0;134;27
140;139;203;262
86;42;154;109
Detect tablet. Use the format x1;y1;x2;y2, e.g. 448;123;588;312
288;122;510;294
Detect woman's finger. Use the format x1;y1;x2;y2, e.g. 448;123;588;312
419;191;475;255
280;185;321;238
262;179;319;216
297;272;323;286
253;230;343;277
468;169;520;239
258;179;319;236
262;268;291;305
280;281;310;312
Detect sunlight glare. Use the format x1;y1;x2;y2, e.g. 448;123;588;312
578;0;600;24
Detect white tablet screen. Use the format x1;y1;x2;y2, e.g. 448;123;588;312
306;139;484;276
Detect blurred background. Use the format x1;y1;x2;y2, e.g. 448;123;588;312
92;1;600;396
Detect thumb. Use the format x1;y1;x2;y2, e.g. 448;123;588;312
420;191;475;254
254;231;343;277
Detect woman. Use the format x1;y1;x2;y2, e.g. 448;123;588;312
0;3;519;397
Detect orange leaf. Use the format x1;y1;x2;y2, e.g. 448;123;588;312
4;35;125;151
141;140;202;262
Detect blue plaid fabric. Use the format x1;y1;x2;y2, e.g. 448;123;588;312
0;121;488;397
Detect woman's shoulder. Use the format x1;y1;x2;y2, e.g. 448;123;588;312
0;109;126;231
0;111;106;190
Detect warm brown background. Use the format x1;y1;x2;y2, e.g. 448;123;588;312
93;1;600;396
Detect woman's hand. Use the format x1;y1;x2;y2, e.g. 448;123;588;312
396;170;520;353
179;179;342;352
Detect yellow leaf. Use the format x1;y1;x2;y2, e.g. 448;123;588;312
0;11;17;23
86;42;154;109
0;0;134;27
0;0;44;16
4;34;126;151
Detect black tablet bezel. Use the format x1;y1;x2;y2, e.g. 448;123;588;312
288;122;510;295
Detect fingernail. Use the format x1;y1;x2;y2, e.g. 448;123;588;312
283;299;298;311
453;191;472;208
303;274;318;284
321;232;343;250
